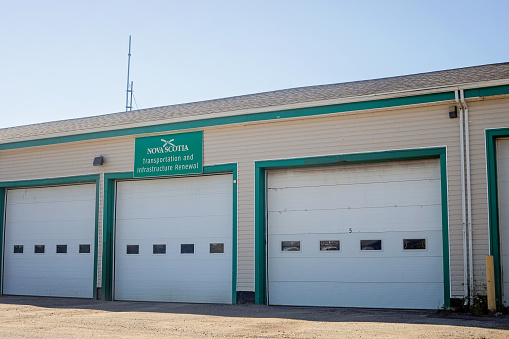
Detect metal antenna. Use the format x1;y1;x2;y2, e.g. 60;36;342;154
126;35;133;111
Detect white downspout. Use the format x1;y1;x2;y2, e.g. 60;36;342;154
460;89;474;299
456;90;469;299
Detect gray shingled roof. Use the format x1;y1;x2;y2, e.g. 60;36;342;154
1;62;509;141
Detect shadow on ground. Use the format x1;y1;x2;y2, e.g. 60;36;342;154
0;295;507;331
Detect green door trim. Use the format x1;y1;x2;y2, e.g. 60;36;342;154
486;128;509;306
101;163;238;303
254;147;450;308
0;174;101;299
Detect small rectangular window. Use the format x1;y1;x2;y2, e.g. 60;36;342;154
281;241;300;251
153;244;166;254
14;245;23;253
210;243;224;253
126;245;139;254
403;239;426;250
79;244;91;253
34;245;45;253
56;245;67;253
181;244;194;254
320;240;340;251
360;240;382;251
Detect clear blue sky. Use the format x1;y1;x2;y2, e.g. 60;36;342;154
1;0;508;128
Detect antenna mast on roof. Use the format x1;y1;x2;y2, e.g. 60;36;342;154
125;35;133;111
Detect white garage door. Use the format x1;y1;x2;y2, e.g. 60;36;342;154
114;174;233;303
267;159;444;309
498;138;509;306
3;184;96;298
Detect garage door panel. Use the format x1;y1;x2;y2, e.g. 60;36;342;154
499;187;509;203
268;281;444;309
6;186;94;202
268;206;441;234
115;259;231;302
6;201;95;222
4;264;93;283
3;276;93;298
267;159;443;309
268;256;443;283
498;139;509;306
114;174;233;303
6;221;95;240
268;180;440;211
116;193;232;219
117;176;230;197
116;216;232;238
115;281;232;303
3;184;96;298
268;160;440;188
116;259;231;279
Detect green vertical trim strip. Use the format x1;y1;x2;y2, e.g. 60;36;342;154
102;172;132;300
254;164;266;304
0;188;5;294
0;92;455;151
486;128;509;306
102;165;238;303
0;175;100;298
254;147;449;307
440;152;451;308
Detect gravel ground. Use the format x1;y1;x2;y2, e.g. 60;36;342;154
0;296;508;338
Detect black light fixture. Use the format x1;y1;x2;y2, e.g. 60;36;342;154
449;105;458;119
93;156;104;166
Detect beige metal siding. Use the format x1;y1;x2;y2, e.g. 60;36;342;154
0;103;466;296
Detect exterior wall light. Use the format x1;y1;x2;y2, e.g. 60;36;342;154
449;106;458;119
93;156;104;166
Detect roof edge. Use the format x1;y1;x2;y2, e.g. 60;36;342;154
1;78;509;148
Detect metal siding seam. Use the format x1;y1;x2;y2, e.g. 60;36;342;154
254;147;450;308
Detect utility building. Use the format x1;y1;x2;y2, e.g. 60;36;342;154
1;62;509;309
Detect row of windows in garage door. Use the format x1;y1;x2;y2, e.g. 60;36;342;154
11;244;91;254
124;243;225;255
281;239;427;252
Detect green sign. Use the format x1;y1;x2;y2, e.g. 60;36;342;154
134;131;203;178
